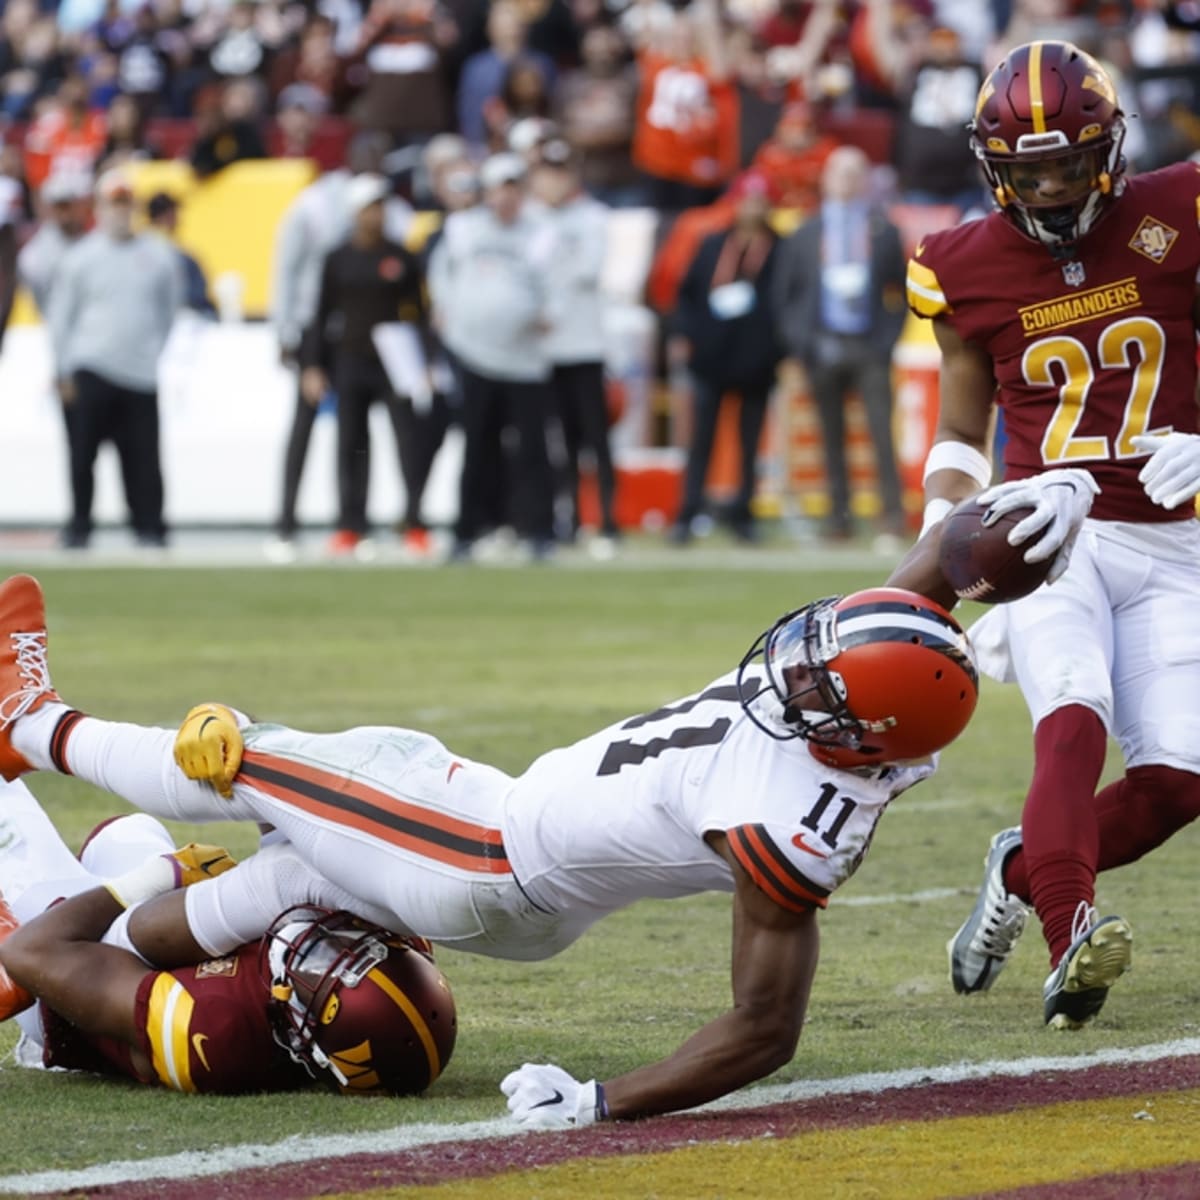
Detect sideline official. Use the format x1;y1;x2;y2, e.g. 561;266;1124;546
48;169;183;550
429;152;557;560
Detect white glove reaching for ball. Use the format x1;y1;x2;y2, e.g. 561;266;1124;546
976;467;1099;583
1132;431;1200;511
500;1062;607;1130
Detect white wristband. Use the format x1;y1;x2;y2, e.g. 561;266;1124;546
923;441;993;490
920;496;954;537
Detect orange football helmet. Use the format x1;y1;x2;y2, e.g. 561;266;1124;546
738;587;979;768
262;906;456;1095
970;40;1126;252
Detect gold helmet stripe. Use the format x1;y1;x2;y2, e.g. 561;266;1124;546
368;966;442;1080
1029;42;1047;134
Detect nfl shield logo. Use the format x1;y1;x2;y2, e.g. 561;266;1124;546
1062;260;1086;286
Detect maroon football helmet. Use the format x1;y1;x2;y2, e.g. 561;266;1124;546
262;906;456;1095
970;41;1125;253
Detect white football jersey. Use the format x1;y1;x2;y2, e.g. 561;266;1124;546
503;669;935;929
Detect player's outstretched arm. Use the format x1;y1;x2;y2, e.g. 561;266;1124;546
504;835;820;1127
888;318;996;608
1;887;147;1048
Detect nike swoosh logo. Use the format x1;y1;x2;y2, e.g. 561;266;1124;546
192;1032;212;1072
791;832;828;858
199;855;226;876
197;715;220;737
447;761;463;782
530;1089;563;1109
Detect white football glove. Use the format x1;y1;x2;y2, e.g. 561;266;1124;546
1132;431;1200;511
976;467;1099;584
500;1062;607;1130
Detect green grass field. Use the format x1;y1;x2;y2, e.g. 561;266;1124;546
1;563;1192;1177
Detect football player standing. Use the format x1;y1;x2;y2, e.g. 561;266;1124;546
888;41;1200;1028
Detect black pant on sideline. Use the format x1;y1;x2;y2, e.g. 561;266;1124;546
66;369;165;543
552;361;617;537
676;377;770;529
277;374;319;538
455;367;554;545
395;390;450;531
807;353;903;533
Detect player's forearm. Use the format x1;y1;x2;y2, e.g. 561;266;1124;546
601;1006;799;1120
1;888;125;1014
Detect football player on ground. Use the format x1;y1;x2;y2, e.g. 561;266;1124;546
0;573;978;1127
887;41;1200;1029
0;778;454;1095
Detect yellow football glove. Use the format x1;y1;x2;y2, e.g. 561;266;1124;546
174;702;244;798
169;842;238;886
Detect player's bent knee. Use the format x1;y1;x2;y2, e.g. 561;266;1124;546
1128;764;1200;826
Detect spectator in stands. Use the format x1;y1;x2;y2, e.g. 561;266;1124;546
268;14;342;108
630;0;739;210
301;173;435;559
747;101;839;215
111;4;172;116
862;2;985;211
346;0;459;147
483;55;555;151
1;10;66;123
96;92;161;173
47;168;183;550
771;145;907;544
207;0;273;81
429;152;557;562
16;169;91;317
458;1;554;149
668;170;783;547
534;139;619;554
146;191;215;318
23;75;106;191
267;132;413;561
271;82;327;160
554;23;643;207
190;77;267;179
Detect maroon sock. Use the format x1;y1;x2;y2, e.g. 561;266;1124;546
1021;705;1107;966
1004;763;1200;922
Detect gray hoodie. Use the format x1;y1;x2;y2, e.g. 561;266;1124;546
428;204;555;382
540;193;609;366
48;230;183;392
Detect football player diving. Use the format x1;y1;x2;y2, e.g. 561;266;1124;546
0;573;977;1127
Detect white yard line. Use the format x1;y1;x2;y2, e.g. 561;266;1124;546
4;1037;1200;1195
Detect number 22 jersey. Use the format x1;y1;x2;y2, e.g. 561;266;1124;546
906;161;1200;523
501;669;934;927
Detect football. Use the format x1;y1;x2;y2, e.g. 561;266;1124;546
937;498;1054;604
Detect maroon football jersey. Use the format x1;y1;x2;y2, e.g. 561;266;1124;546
907;161;1200;522
41;943;310;1093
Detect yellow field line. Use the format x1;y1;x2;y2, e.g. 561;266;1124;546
337;1088;1200;1200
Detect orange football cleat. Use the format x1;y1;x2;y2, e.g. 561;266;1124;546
0;574;60;781
0;892;34;1020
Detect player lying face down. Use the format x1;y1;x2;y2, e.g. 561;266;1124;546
0;786;455;1095
0;574;977;1126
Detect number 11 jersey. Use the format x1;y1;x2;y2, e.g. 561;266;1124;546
502;669;934;924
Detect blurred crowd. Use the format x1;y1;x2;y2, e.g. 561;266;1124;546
2;0;1200;557
3;0;1200;212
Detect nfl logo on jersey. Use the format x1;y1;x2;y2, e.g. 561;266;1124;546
1061;260;1086;287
